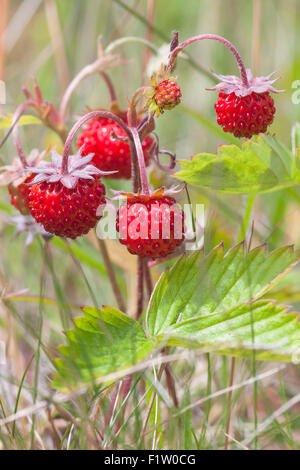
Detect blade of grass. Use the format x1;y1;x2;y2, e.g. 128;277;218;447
12;354;34;438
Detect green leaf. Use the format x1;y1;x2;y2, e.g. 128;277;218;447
0;114;41;129
52;306;155;391
146;243;300;361
147;243;300;336
166;300;300;361
174;135;300;193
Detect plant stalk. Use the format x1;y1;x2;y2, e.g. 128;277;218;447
167;34;249;87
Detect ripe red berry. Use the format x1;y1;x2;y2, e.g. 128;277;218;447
28;177;106;239
116;192;185;259
77;116;153;179
209;69;281;138
0;150;46;215
215;91;276;138
8;177;32;215
26;148;110;239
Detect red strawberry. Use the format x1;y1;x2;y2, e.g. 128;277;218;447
116;190;185;259
8;175;33;215
0;149;46;215
28;178;105;239
215;91;275;138
146;78;181;116
27;149;109;239
209;69;281;138
77;116;153;179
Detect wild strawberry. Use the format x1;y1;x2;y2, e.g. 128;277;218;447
209;69;281;138
146;77;181;116
0;149;46;215
76;115;153;179
116;189;185;259
27;149;109;239
8;176;33;215
215;91;276;138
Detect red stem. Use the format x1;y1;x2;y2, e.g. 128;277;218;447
131;127;150;196
61;110;133;175
0;100;35;152
168;34;249;87
100;71;118;103
12;126;27;168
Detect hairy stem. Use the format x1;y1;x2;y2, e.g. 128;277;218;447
62;110;133;174
59;55;119;121
167;34;249;87
12;125;28;168
105;36;159;55
99;71;118;103
131;127;150;195
0;100;35;151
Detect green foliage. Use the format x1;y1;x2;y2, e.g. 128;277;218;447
53;244;300;390
147;244;300;361
52;306;155;391
0;115;41;129
174;135;300;193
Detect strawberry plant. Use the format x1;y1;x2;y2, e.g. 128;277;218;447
1;1;300;451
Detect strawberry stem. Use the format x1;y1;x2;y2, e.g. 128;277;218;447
59;55;120;121
12;126;28;168
0;100;35;154
99;71;118;104
61;110;133;175
131;127;150;195
167;34;249;88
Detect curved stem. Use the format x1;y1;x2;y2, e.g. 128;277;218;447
131;127;150;195
99;71;118;103
62;110;133;175
12;126;27;168
105;36;159;55
150;132;176;172
0;100;35;151
59;55;119;121
168;34;249;87
129;139;140;193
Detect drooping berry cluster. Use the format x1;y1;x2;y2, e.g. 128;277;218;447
215;91;276;138
77;117;153;179
116;193;185;259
